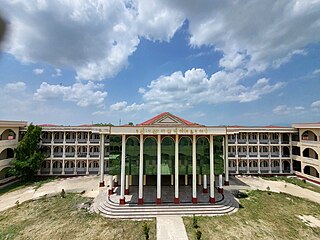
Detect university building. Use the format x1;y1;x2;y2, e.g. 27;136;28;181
0;112;319;205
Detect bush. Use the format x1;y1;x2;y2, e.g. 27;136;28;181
143;223;150;240
60;189;66;198
196;230;202;240
193;215;199;229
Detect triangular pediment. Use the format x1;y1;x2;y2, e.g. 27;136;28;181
138;112;202;126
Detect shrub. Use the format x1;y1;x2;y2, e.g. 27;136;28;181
143;223;150;240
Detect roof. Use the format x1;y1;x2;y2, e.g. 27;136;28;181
137;112;202;126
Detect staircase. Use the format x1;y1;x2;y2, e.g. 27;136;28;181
93;190;239;219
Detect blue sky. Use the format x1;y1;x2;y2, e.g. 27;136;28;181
0;0;319;126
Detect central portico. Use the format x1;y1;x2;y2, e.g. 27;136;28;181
97;112;229;205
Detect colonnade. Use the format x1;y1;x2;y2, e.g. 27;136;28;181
99;133;229;205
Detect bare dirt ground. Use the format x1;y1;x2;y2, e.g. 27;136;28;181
235;175;320;204
0;175;102;212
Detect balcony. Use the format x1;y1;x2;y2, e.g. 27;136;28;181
259;139;268;144
249;152;258;157
238;152;247;157
282;154;290;158
228;152;236;157
90;139;100;143
270;139;279;144
77;139;88;143
53;152;63;157
66;139;76;143
228;139;236;144
42;139;51;143
271;152;279;157
89;152;99;157
54;139;63;144
238;139;247;144
260;153;269;157
248;139;258;144
281;140;289;144
65;152;75;157
77;153;87;158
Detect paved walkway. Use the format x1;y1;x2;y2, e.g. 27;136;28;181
0;175;100;212
236;175;320;204
157;216;188;240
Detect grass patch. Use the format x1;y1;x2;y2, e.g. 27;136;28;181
263;176;320;194
0;193;156;240
0;177;58;196
184;190;320;240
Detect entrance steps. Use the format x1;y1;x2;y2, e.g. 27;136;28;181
93;190;239;219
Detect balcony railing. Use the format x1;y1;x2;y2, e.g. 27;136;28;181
90;139;100;143
53;152;63;157
54;139;63;143
228;153;236;157
270;139;279;144
65;152;75;157
271;152;279;157
42;139;51;143
89;152;99;157
248;139;257;144
260;153;269;157
282;154;290;158
77;139;88;143
249;152;258;157
281;141;289;144
77;153;87;158
259;139;268;144
66;139;76;143
238;139;247;144
228;139;236;144
238;152;247;157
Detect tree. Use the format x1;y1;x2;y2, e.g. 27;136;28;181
12;124;44;180
128;122;134;126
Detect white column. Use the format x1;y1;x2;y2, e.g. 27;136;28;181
224;134;229;185
99;134;105;187
108;175;113;195
138;134;144;204
209;135;215;203
62;132;66;175
120;134;126;205
174;134;179;203
203;175;208;193
157;135;161;204
279;146;283;173
125;175;129;194
289;134;293;173
218;174;223;194
192;135;197;203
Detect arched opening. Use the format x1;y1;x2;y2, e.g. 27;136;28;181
40;160;51;174
77;146;87;158
302;130;318;141
53;146;63;157
179;137;192;177
303;148;318;160
281;133;289;144
65;161;75;174
65;132;76;143
77;132;88;143
271;160;280;173
293;160;301;172
0;148;14;160
52;161;62;174
143;137;157;185
41;131;52;143
303;165;319;178
89;146;100;157
282;146;290;157
88;160;99;173
260;160;269;173
126;136;140;177
197;137;210;176
249;160;258;172
283;160;291;173
54;132;64;143
0;167;13;180
108;135;122;176
77;161;87;174
65;146;75;157
0;129;16;140
161;137;175;185
40;146;51;158
238;159;247;173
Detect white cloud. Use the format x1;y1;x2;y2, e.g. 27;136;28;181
273;105;305;115
312;69;320;75
34;81;107;107
110;101;127;111
110;101;145;112
52;68;62;77
112;68;284;113
5;81;26;91
33;68;44;75
311;100;320;112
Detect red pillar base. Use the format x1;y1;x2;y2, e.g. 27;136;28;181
108;189;113;195
218;187;224;194
156;198;162;204
192;197;197;204
99;181;105;187
224;181;230;186
138;198;144;205
174;197;180;204
119;197;125;205
202;188;208;193
114;181;118;187
125;189;129;195
210;197;216;203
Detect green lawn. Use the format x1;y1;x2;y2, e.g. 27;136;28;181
263;176;320;194
184;190;320;240
0;193;156;240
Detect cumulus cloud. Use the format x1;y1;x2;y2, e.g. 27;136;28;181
33;68;44;75
5;81;26;91
34;81;107;107
3;1;319;81
110;101;145;112
311;100;320;112
52;68;62;77
273;105;305;115
112;68;284;113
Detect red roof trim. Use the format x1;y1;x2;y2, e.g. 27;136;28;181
137;112;198;126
